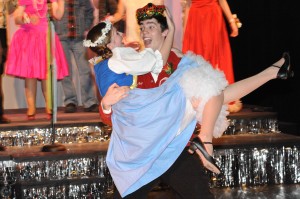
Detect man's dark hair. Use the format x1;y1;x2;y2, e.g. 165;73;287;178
152;15;168;32
136;3;168;31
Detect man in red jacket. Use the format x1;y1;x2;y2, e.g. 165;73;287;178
98;3;215;199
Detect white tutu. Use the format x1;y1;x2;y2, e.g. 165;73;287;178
179;52;229;138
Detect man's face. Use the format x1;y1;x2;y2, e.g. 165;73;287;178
139;18;168;51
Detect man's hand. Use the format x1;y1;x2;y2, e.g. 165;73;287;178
190;97;201;111
101;83;130;111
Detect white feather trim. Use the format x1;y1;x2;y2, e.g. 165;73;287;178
179;52;229;138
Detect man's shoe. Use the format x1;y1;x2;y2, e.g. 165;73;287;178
65;103;77;113
84;104;99;112
0;116;11;124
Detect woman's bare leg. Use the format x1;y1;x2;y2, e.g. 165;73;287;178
196;93;224;174
41;79;52;114
25;78;37;115
190;57;285;112
193;56;287;173
224;57;284;104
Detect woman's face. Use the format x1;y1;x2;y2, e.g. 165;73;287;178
108;27;124;49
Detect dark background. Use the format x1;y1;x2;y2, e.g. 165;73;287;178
227;0;300;134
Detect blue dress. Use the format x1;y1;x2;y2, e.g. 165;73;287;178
94;59;133;97
94;52;229;197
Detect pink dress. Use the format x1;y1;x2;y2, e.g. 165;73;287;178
182;0;235;84
5;0;68;80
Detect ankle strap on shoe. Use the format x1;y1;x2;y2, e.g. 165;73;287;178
271;64;280;68
203;142;212;145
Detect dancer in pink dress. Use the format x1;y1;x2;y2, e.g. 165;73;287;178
5;0;68;119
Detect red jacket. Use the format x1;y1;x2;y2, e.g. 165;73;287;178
99;51;181;126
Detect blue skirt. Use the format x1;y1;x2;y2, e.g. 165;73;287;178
106;52;229;197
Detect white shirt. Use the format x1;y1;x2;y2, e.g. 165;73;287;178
109;47;163;82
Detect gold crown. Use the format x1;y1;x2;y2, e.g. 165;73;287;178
136;3;166;22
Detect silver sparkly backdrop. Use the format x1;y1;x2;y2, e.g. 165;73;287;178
0;155;113;198
210;146;300;187
0;125;112;147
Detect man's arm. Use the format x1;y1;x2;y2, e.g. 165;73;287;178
99;83;130;125
107;9;175;76
158;8;175;66
99;103;112;126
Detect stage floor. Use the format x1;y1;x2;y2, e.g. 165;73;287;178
0;106;102;131
1;106;299;199
0;104;277;131
147;184;300;199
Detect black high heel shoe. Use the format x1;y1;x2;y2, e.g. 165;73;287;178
188;137;221;173
272;52;294;79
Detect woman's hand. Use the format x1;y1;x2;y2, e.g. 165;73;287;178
28;14;40;25
229;22;239;37
22;13;30;24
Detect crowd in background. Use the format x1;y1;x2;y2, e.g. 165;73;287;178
0;0;186;121
0;0;298;130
